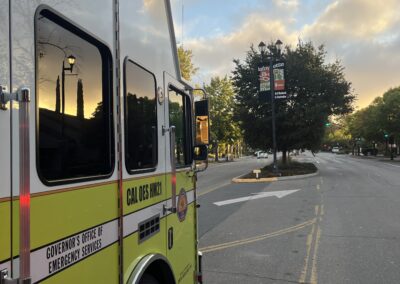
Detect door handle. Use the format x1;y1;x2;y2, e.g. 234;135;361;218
168;227;174;250
1;86;32;282
0;86;30;110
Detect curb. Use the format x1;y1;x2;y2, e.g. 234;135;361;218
232;170;319;183
349;155;400;163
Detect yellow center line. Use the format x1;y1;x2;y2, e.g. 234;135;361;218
299;199;324;284
299;223;316;283
197;181;231;197
200;218;316;253
310;226;322;284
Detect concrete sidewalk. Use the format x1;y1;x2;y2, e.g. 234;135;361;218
349;153;400;163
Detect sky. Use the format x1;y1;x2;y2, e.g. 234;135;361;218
171;0;400;109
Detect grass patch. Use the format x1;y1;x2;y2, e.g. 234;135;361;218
242;160;317;179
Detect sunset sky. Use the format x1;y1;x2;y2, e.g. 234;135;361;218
171;0;400;109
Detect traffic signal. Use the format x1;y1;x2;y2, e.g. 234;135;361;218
384;133;389;139
325;122;331;127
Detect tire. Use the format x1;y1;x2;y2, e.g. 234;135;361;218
139;274;160;284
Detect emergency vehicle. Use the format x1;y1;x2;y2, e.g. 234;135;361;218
0;1;209;283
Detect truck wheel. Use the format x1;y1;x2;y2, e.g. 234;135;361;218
139;274;160;284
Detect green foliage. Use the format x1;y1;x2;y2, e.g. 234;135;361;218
347;87;400;144
177;46;199;81
232;41;354;152
322;117;352;149
205;76;242;144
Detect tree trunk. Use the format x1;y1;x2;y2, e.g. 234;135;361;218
282;150;287;165
215;143;219;162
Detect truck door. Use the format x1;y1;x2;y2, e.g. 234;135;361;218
8;2;118;283
0;1;11;276
164;73;197;284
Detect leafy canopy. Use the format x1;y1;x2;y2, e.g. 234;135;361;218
205;76;242;144
177;46;199;81
232;41;354;152
347;87;400;143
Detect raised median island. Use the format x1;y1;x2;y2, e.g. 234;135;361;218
233;160;318;183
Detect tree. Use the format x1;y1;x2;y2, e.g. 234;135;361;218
77;79;84;119
379;87;400;139
347;100;384;143
55;76;61;113
322;117;352;150
347;87;400;155
177;46;199;81
232;41;354;163
205;76;242;160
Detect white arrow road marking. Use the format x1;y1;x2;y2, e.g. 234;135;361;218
213;189;301;206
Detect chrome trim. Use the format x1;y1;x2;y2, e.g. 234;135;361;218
164;0;181;80
127;254;176;284
0;86;8;110
0;87;30;110
18;87;31;283
197;251;203;284
194;160;208;173
114;0;124;283
165;126;177;213
0;87;32;281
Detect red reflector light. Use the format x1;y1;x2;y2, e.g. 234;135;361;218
20;193;30;207
172;175;176;184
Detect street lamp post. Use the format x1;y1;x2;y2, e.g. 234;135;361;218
258;40;282;173
61;55;76;116
61;55;76;137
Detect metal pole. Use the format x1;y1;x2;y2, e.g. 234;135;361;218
18;88;31;284
61;61;65;138
62;61;65;116
270;56;278;172
390;142;394;160
385;138;388;156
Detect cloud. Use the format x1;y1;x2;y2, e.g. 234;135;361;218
302;0;400;41
184;13;298;83
300;0;400;107
273;0;299;9
183;0;400;108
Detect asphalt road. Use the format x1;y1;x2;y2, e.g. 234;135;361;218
196;152;400;284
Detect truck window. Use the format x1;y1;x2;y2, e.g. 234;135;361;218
36;8;114;184
169;87;192;167
124;60;158;172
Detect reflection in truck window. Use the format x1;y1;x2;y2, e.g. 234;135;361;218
36;9;114;183
124;60;158;172
169;88;192;167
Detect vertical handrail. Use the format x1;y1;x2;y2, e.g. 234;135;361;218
18;88;31;284
169;126;177;212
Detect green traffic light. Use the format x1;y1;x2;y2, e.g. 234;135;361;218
325;122;331;127
384;134;389;138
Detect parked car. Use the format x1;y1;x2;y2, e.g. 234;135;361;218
257;152;268;159
332;147;340;153
361;148;378;156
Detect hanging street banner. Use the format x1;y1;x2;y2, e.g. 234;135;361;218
258;63;270;100
258;60;287;100
273;61;287;99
